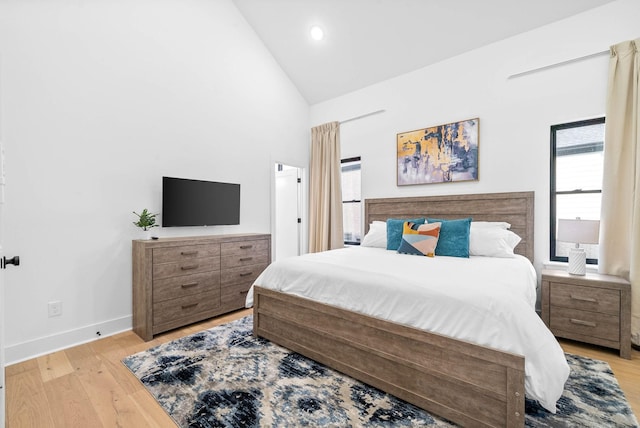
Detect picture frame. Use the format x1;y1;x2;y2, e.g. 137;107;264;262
397;118;479;186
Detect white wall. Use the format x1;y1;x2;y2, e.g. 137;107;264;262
310;0;639;272
0;0;309;363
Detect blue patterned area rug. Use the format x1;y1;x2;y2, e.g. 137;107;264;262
123;316;638;427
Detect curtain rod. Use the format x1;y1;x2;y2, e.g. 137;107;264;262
340;109;386;124
508;50;609;79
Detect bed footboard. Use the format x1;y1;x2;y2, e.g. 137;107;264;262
253;286;525;428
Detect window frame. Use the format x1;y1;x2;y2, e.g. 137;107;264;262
549;117;604;264
341;156;362;246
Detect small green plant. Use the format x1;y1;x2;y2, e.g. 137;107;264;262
132;209;158;231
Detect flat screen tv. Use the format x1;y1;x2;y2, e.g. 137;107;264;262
162;176;240;227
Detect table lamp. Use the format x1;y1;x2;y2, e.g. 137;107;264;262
557;218;600;275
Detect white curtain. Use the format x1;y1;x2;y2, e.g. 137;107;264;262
599;38;640;344
308;122;344;253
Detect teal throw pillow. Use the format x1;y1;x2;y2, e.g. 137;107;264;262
386;217;425;250
427;217;472;258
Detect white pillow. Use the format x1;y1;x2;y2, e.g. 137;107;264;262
469;227;521;258
470;221;511;230
361;221;387;248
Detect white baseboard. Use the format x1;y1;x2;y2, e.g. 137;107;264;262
5;315;132;366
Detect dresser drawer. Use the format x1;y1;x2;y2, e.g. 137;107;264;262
221;252;269;269
221;239;269;258
550;306;620;342
153;256;220;280
153;289;221;326
221;281;252;304
153;244;220;264
550;283;620;315
153;271;220;303
220;263;268;286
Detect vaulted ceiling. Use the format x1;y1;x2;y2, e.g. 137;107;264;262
232;0;617;104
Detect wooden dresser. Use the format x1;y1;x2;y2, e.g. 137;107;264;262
132;233;270;341
541;269;631;359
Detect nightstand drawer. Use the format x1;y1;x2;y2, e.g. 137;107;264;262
550;283;619;315
550;307;619;342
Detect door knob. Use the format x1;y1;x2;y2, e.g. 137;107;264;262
1;256;19;269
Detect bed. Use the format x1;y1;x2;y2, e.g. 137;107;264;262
250;191;569;427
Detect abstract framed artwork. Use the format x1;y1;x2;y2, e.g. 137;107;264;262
397;118;479;186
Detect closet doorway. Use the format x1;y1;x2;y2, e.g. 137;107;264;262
274;163;302;261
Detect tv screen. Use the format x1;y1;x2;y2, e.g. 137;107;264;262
162;176;240;227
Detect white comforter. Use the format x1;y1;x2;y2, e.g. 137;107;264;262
246;246;569;413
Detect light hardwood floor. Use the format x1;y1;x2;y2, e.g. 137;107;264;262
6;309;640;427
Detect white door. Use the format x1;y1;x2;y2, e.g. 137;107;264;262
275;165;300;261
0;253;18;428
0;243;4;428
0;142;6;428
0;142;18;428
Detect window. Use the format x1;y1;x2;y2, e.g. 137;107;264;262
341;157;361;245
550;117;605;264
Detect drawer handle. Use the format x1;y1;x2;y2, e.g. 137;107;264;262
181;251;198;256
570;294;598;303
182;303;198;310
570;318;597;328
181;265;199;271
181;282;198;289
239;290;248;295
240;257;253;262
240;245;253;249
239;272;253;277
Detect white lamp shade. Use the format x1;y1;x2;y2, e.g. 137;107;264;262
557;219;600;245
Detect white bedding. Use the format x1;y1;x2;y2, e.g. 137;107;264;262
246;246;570;413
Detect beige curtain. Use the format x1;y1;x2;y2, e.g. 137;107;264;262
308;121;344;253
599;38;640;344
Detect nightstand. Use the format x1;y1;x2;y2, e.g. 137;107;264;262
541;269;631;359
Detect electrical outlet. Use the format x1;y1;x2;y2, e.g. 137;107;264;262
48;301;62;317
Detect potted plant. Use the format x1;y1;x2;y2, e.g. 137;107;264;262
133;209;158;239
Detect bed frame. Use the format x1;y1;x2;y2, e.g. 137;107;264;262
254;191;534;427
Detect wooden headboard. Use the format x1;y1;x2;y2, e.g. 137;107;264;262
364;191;534;262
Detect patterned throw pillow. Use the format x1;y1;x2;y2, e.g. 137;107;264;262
397;222;441;257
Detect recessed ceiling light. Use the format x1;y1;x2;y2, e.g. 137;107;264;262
310;25;324;41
